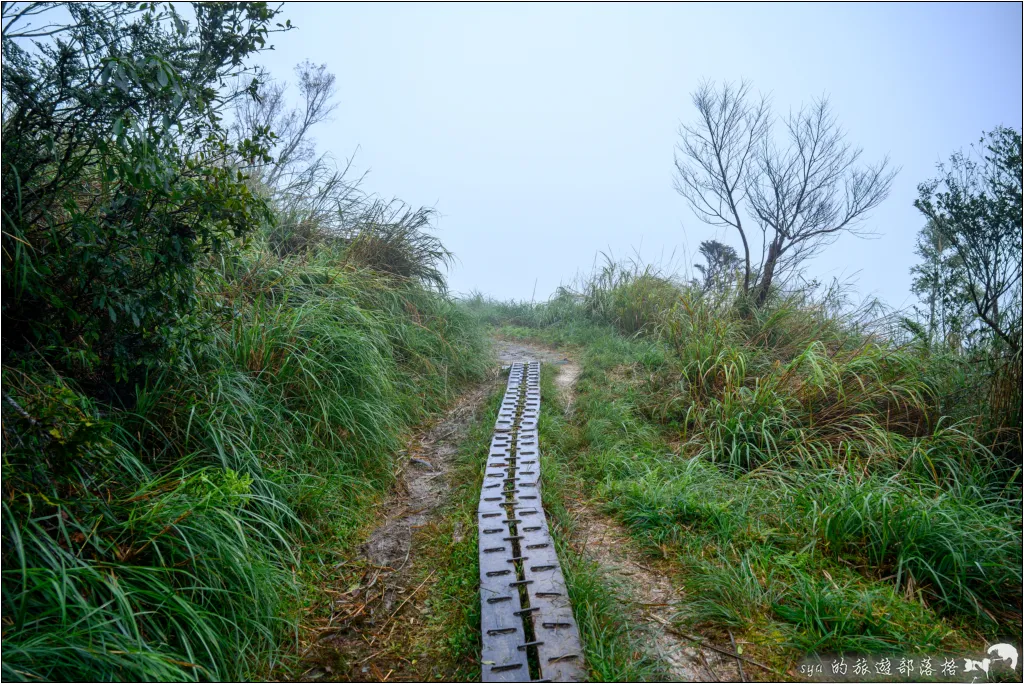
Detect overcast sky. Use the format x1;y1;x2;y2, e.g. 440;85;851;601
256;2;1023;308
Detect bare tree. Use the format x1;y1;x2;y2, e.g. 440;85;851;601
675;82;897;306
232;60;365;253
745;98;897;305
229;60;454;288
674;80;769;293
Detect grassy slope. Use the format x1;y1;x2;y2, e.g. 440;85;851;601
1;246;488;682
466;285;1021;674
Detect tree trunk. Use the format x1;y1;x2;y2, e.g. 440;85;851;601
755;238;782;306
738;230;752;295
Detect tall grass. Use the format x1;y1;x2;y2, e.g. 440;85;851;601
2;241;487;681
466;257;1022;662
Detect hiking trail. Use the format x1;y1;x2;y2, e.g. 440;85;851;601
299;337;748;682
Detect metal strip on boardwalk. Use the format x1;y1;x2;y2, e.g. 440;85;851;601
479;361;585;682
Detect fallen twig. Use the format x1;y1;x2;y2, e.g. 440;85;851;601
648;614;782;677
698;646;719;681
379;570;436;631
729;629;747;682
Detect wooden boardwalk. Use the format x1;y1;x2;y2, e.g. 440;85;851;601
478;362;585;682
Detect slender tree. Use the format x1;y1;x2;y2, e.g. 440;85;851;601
910;219;970;348
674;80;769;295
675;82;897;306
693;239;740;292
232;60;365;254
915;126;1023;352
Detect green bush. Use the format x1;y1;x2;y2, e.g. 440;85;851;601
2;3;280;384
2;7;488;679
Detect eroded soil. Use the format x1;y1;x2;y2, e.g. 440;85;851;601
570;505;742;682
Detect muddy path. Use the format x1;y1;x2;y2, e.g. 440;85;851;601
297;377;498;682
570;506;743;682
491;338;579;409
296;340;575;682
298;337;753;682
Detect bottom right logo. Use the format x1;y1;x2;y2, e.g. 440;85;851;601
797;642;1020;682
974;643;1019;674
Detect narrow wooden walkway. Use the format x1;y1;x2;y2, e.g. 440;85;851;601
478;361;585;682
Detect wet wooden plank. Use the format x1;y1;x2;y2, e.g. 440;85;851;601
479;361;585;682
479;501;529;682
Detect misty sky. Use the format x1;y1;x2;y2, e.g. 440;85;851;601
256;2;1023;308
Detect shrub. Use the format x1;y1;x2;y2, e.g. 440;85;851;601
1;3;280;385
470;254;1022;647
342;203;454;291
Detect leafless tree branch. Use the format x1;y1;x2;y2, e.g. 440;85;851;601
674;79;769;293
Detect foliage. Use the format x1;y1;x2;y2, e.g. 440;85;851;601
1;5;487;681
2;244;487;682
2;2;283;384
231;59;365;256
342;201;455;291
230;61;453;289
914;126;1023;353
693;239;740;293
908;127;1023;467
909;219;972;347
468;259;1022;665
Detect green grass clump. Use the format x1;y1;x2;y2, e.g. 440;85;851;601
2;242;487;682
536;366;668;682
803;470;1023;622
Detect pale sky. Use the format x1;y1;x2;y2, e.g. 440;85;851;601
257;2;1023;308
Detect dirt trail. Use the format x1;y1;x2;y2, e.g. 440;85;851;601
298;340;573;681
298;377;497;682
360;381;493;607
495;337;744;683
299;337;747;682
571;508;741;682
492;339;579;409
